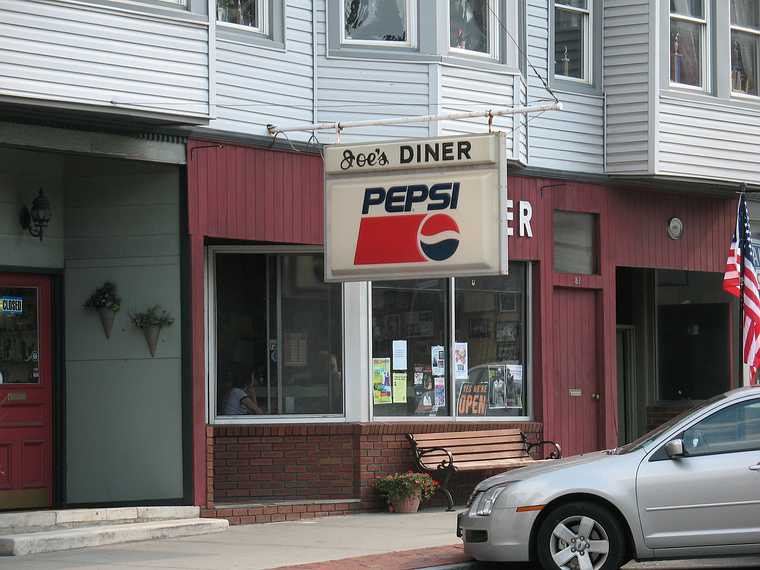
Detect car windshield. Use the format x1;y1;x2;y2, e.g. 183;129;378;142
616;394;726;454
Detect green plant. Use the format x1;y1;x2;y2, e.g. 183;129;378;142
130;305;175;329
374;471;438;502
83;282;121;313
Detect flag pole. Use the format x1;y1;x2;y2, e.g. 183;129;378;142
739;186;747;386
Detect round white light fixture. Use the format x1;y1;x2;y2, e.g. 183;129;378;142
667;217;684;240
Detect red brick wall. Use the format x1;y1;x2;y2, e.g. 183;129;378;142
209;421;542;509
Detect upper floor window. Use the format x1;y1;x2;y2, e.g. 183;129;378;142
449;0;498;58
670;0;707;88
217;0;267;33
554;0;591;82
342;0;416;47
731;0;760;97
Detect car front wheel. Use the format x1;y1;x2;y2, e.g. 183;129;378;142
535;501;627;570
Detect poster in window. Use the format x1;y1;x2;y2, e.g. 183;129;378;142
457;382;488;416
392;339;407;370
505;364;524;409
488;365;507;409
392;372;407;404
434;376;446;407
372;358;392;404
453;342;469;379
431;345;446;376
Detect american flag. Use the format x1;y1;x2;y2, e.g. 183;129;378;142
723;194;760;386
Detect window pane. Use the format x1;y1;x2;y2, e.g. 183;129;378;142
372;279;449;417
732;0;760;29
344;0;408;42
670;0;704;19
218;0;258;27
555;8;586;79
216;253;343;417
0;288;39;384
683;399;760;456
670;19;703;86
556;0;588;9
450;0;490;54
454;266;528;418
554;211;597;274
732;31;759;95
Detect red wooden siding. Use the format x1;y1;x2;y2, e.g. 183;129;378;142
187;140;324;244
508;175;735;450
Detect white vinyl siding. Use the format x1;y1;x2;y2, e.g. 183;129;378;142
0;0;209;122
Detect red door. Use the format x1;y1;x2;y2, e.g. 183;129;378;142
552;287;602;456
0;274;52;510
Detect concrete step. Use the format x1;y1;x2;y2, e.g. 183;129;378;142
0;506;200;533
0;517;229;556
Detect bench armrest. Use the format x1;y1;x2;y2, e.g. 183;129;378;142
527;440;562;459
417;446;454;471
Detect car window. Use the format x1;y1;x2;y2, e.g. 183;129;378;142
683;398;760;457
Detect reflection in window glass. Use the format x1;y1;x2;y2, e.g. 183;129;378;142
344;0;408;42
0;288;39;385
731;1;760;96
218;0;259;28
683;399;760;456
215;253;343;417
554;1;590;80
732;0;760;28
371;279;449;417
670;1;705;87
450;0;490;54
554;211;597;275
670;0;704;18
454;266;527;418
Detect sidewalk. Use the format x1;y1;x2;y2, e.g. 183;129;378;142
2;508;760;570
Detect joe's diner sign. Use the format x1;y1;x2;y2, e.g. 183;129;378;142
324;133;507;282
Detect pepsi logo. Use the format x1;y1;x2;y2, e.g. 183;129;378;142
418;214;460;261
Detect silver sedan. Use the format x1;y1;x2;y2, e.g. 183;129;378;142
458;386;760;570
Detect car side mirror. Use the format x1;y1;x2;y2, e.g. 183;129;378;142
664;439;685;459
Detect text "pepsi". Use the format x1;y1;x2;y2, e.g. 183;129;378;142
361;183;460;214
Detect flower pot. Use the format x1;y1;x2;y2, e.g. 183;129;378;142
143;325;161;357
97;307;116;339
391;493;421;514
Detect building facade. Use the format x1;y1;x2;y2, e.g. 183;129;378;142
0;0;754;519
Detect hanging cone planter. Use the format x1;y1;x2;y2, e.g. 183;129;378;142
97;307;116;339
143;326;161;357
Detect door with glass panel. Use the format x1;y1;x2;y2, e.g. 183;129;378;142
214;252;343;418
0;274;53;510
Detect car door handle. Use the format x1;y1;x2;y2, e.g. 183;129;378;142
749;464;760;472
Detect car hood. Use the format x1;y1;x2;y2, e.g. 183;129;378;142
475;450;613;491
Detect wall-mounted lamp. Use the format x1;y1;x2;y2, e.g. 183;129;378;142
20;188;52;242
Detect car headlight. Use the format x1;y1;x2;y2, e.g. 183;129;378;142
475;486;506;516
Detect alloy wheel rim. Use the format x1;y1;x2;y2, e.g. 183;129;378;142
548;515;610;570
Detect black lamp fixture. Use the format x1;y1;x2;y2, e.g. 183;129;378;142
20;188;52;241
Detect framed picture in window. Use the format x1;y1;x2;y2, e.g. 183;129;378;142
498;292;518;312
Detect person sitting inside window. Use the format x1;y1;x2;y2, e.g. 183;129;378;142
222;370;264;415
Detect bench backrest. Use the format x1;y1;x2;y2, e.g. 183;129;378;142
408;429;529;470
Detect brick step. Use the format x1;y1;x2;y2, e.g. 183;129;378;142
204;498;362;525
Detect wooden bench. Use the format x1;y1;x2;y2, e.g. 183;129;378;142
407;429;562;511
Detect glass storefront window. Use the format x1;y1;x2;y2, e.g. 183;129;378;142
0;288;39;385
214;251;343;418
454;267;527;418
371;264;530;420
371;279;449;417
